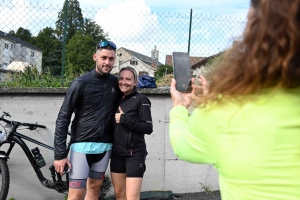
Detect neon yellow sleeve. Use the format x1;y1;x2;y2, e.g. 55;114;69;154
169;106;218;164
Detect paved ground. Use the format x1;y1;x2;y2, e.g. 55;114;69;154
174;191;221;200
104;190;221;200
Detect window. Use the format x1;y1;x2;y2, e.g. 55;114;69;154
4;43;9;49
139;71;148;77
130;60;138;65
30;51;35;58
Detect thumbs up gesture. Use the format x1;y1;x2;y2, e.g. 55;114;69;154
115;106;124;123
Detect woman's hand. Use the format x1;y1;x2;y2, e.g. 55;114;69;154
170;79;192;108
196;75;209;96
190;75;209;106
115;106;124;123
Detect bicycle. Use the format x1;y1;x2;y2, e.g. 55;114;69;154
0;111;112;200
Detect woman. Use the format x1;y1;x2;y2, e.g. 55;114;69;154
110;66;153;200
169;1;300;200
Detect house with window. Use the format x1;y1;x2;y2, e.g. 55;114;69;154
111;46;163;77
191;52;221;76
0;30;42;73
115;56;157;77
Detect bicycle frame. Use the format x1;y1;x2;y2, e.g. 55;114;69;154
0;116;68;193
0;112;112;199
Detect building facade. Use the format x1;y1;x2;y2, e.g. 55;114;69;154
0;30;42;73
111;46;163;77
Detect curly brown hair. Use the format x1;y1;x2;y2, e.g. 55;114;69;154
206;0;300;102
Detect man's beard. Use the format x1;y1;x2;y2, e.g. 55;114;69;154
96;63;112;75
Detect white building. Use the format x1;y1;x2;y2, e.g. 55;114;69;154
111;46;163;77
0;30;42;73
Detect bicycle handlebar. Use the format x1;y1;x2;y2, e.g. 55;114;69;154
0;111;46;130
21;123;46;130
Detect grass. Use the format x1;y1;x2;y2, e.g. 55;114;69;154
199;182;221;200
200;182;213;195
0;67;75;88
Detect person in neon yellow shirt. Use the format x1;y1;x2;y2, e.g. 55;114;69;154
169;0;300;200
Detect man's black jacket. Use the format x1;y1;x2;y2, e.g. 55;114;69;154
54;69;120;160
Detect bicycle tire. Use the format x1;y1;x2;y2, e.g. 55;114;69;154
0;158;9;200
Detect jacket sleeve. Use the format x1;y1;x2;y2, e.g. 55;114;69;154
120;96;153;135
169;106;217;164
54;80;82;160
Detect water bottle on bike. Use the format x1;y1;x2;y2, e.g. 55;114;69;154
31;147;46;168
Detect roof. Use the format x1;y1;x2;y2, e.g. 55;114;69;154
191;52;222;69
0;30;42;52
119;47;163;67
165;55;206;66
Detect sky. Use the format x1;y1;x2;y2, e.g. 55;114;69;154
0;0;250;59
15;0;250;17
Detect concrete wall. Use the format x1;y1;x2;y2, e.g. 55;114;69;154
0;88;219;200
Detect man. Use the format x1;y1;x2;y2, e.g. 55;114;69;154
54;41;121;200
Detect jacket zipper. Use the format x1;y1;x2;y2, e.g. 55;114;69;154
130;131;134;155
126;132;132;155
102;83;107;135
126;131;134;156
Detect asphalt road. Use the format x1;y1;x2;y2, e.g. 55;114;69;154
174;191;221;200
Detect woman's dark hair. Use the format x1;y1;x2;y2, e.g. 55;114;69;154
251;0;259;8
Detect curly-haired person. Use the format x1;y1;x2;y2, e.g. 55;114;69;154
169;1;300;200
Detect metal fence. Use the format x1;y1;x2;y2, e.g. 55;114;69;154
0;0;246;87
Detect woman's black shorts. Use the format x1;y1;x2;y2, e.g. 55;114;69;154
110;154;146;178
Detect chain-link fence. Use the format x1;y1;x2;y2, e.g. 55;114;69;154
0;0;246;87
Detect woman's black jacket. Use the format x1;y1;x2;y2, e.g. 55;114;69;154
112;87;153;157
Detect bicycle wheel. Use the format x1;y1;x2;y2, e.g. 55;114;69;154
100;174;112;198
0;158;9;200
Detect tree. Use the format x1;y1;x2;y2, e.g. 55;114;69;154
31;27;62;76
8;27;32;43
55;0;84;42
65;32;96;75
155;65;173;79
15;27;32;42
8;30;15;35
83;18;108;42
